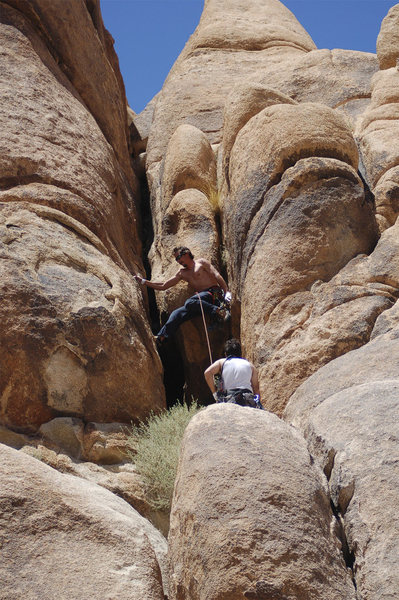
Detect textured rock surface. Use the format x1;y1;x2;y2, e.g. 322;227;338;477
357;66;399;232
82;421;132;464
377;3;399;69
146;0;315;171
144;0;379;405
0;443;167;600
224;101;380;413
285;328;399;600
222;84;296;190
0;1;165;430
2;0;399;596
0;203;163;430
150;187;225;402
37;417;131;463
161;124;217;214
20;442;150;517
168;404;355;600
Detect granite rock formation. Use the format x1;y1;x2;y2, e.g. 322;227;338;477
0;0;165;431
139;1;399;598
144;0;381;406
168;405;356;600
285;326;399;600
2;0;399;598
377;3;399;69
0;443;168;600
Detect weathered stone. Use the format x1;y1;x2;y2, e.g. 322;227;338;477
284;315;399;431
146;0;315;169
284;330;399;600
357;67;399;232
127;105;137;125
39;417;84;459
82;421;132;464
0;443;167;600
249;213;399;414
0;0;166;430
0;424;31;449
20;442;150;517
3;0;132;175
227;103;359;272
377;3;399;69
133;92;160;143
0;204;164;431
168;404;355;600
278;49;378;115
222;84;296;189
161;124;217;213
221;102;379;412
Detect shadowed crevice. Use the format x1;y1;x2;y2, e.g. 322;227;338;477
330;500;357;591
135;163;185;408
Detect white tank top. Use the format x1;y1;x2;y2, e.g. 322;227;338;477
222;357;253;392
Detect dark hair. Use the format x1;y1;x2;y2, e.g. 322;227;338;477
173;246;194;260
224;338;242;358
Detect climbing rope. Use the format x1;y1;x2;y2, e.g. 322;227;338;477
196;292;213;364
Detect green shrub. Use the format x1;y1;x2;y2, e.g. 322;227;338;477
127;401;203;512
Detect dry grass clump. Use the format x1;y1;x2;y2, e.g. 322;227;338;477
198;183;221;214
127;401;203;512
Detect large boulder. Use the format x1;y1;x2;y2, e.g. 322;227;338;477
242;213;399;414
357;66;399;232
168;404;356;600
0;203;163;430
377;3;399;70
0;443;168;600
144;0;379;405
146;0;315;171
0;1;165;430
161;124;217;214
285;328;399;600
224;100;379;413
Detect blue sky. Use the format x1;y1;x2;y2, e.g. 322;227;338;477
100;0;396;114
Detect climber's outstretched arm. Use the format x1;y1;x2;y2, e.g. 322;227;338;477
134;272;182;291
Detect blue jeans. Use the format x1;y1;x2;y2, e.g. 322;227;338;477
157;290;220;339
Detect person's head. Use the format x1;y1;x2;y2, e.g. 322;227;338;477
173;246;194;268
224;338;242;358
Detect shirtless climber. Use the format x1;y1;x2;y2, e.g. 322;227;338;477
204;338;263;409
134;246;231;345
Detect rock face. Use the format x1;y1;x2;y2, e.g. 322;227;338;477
144;0;380;405
357;65;399;233
0;443;167;600
377;3;399;69
225;99;382;413
3;0;399;597
285;327;399;600
138;2;399;598
168;404;356;600
0;0;165;431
